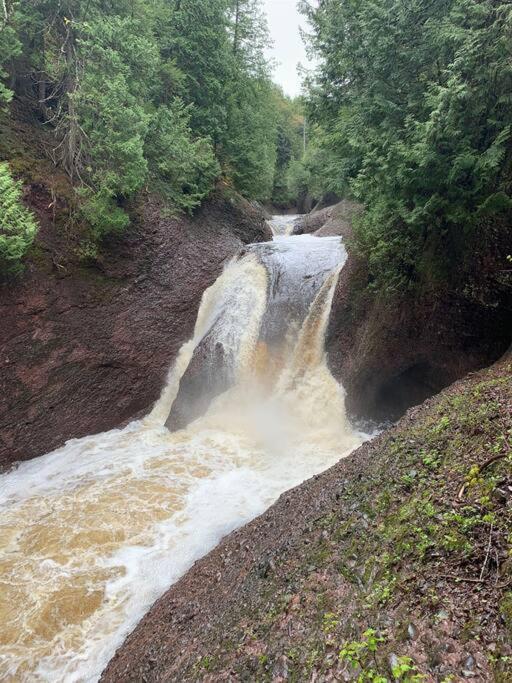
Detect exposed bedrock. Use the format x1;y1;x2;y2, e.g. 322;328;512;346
290;199;511;423
292;199;362;237
327;256;511;422
0;187;271;469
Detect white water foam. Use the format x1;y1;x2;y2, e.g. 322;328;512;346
0;230;368;682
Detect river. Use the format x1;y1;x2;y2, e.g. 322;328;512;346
0;215;367;681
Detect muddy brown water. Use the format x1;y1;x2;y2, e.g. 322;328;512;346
0;218;368;681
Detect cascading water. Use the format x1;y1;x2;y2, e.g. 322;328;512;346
0;215;367;682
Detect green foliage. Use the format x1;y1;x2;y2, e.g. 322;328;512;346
321;611;340;634
301;0;512;290
145;101;219;213
1;0;292;260
225;78;278;200
0;1;22;99
78;189;130;241
271;93;306;205
76;15;155;196
0;162;38;274
165;0;232;144
0;19;21;105
339;629;424;682
287;157;310;201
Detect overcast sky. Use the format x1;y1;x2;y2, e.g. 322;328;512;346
263;0;312;98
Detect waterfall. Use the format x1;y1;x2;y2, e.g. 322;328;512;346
0;225;367;683
148;254;268;427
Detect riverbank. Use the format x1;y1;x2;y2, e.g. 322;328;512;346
103;351;512;682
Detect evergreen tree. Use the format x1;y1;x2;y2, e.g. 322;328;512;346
301;0;512;289
0;0;303;270
165;0;232;145
0;1;21;105
0;163;38;274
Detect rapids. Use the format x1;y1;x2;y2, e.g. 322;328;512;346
0;215;367;682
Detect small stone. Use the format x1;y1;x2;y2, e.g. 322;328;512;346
272;656;289;680
407;623;417;640
462;671;476;678
389;653;400;672
409;469;418;479
464;655;475;671
436;609;449;621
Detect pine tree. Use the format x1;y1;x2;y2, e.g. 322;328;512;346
301;0;512;289
0;163;38;273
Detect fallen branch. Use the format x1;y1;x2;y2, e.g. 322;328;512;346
439;574;484;584
479;522;493;581
480;453;508;472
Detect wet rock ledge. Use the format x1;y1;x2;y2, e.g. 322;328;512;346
0;187;271;469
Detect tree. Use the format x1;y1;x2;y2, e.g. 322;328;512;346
145;100;220;213
301;0;512;289
165;0;232;145
0;162;38;274
0;1;21;105
1;0;291;253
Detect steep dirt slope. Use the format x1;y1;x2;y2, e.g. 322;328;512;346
102;355;512;682
0;185;271;469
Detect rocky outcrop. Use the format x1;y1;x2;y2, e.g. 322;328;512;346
327;258;511;422
326;249;511;423
296;200;511;423
292;199;362;237
101;356;512;682
292;204;334;235
0;186;271;469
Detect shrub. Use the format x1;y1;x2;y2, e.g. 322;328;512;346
0;162;38;275
145;101;219;213
79;188;130;241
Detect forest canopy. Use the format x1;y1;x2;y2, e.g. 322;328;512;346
2;0;510;288
298;0;512;290
0;0;304;261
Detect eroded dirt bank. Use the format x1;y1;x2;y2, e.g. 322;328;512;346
102;355;512;682
0;187;271;469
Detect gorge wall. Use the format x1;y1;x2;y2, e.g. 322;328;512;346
0;183;271;469
303;202;512;423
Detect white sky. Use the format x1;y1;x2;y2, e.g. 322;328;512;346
263;0;312;98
